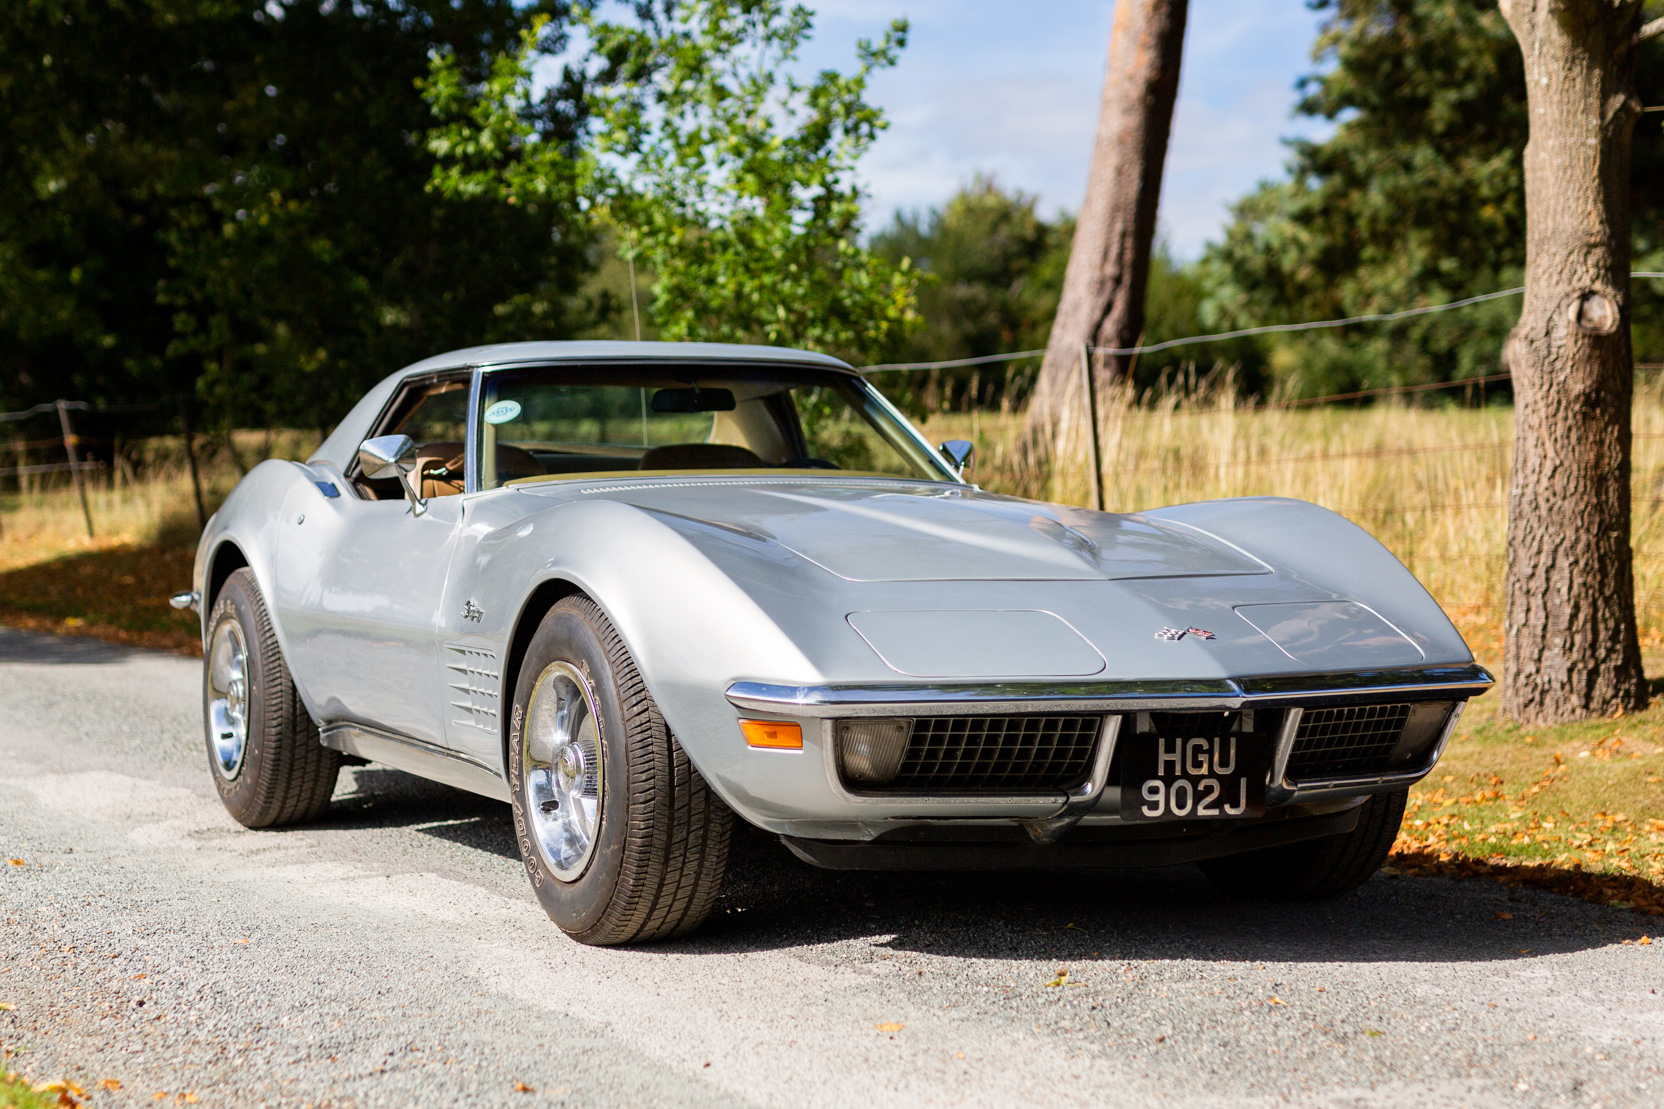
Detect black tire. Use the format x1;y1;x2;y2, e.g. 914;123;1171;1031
203;568;341;828
508;595;733;945
1198;789;1407;900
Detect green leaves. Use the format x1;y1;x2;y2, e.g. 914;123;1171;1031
424;0;920;364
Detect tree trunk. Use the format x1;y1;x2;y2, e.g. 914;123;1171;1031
1023;0;1187;484
1498;0;1648;723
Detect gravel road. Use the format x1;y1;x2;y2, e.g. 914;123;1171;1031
1;626;1659;1108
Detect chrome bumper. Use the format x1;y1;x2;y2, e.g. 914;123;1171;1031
724;664;1489;816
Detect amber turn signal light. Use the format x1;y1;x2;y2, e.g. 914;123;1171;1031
740;720;803;749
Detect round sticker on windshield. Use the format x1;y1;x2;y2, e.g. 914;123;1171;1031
484;399;522;425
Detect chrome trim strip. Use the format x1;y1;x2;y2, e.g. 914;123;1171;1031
726;665;1493;719
1426;700;1465;767
320;721;502;780
464;366;482;495
1270;707;1303;789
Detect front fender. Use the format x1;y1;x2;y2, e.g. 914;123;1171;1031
460;494;821;816
1142;496;1473;665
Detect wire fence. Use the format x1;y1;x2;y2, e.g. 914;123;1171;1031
863;272;1664;373
0;395;208;538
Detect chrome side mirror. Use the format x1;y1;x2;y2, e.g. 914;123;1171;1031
357;434;426;516
938;439;975;478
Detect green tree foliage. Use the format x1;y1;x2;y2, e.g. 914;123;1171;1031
0;0;591;430
1198;0;1664;399
424;0;919;365
867;179;1264;413
868;178;1069;412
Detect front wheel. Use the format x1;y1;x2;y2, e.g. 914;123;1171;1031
203;568;341;827
508;595;733;945
1198;789;1407;900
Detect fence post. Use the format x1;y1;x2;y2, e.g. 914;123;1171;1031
177;394;207;529
1079;341;1105;512
56;399;94;538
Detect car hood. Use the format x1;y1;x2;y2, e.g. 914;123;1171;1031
560;478;1269;582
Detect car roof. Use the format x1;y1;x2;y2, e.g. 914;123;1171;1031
398;340;854;377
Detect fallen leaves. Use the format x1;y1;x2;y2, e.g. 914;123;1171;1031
0;1003;14;1011
514;1081;535;1093
874;1022;905;1032
1268;996;1287;1006
31;1078;87;1108
1389;847;1664;917
7;860;22;867
1043;969;1070;987
1495;911;1514;920
99;1079;122;1091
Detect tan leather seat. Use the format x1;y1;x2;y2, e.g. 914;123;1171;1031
413;441;466;499
410;441;546;495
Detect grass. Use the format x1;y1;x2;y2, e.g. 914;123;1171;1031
0;1067;87;1109
1;398;1661;915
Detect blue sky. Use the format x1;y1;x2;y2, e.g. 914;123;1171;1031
797;0;1335;259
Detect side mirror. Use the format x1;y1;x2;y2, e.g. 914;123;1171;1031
938;439;975;478
357;434;427;516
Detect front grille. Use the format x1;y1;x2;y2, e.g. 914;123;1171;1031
1286;703;1411;781
879;715;1102;793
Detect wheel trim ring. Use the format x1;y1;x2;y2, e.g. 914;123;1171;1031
523;660;605;882
206;620;249;780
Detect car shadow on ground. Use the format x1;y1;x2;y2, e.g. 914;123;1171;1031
316;766;1640;966
0;624;148;665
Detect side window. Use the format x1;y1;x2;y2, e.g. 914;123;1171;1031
356;377;471;501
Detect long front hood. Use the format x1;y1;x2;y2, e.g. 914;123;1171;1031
561;478;1268;582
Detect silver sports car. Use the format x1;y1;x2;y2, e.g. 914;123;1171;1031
176;341;1491;944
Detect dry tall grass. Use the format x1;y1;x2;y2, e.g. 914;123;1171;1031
921;377;1664;668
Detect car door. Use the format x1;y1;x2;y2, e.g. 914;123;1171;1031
273;374;471;743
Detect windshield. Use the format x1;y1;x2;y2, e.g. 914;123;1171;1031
475;363;955;489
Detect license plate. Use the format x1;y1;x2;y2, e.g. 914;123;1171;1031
1119;732;1269;821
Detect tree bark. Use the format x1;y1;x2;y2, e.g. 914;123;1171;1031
1498;0;1648;723
1023;0;1187;480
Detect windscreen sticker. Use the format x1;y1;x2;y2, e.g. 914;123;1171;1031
484;399;522;425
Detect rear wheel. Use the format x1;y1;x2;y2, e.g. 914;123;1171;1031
203;568;341;827
1198;789;1407;899
508;595;733;945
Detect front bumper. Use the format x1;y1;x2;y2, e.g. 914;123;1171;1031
720;664;1490;841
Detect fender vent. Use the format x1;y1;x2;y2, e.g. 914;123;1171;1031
1286;703;1411;781
841;715;1102;793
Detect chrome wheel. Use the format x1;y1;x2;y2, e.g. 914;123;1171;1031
523;661;604;881
207;620;249;780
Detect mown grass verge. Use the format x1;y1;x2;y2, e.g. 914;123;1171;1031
1389;697;1664;917
0;544;199;657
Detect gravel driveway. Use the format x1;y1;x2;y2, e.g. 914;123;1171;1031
1;626;1659;1108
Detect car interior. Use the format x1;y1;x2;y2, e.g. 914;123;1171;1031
349;363;946;500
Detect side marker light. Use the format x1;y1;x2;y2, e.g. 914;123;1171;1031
740;720;802;750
